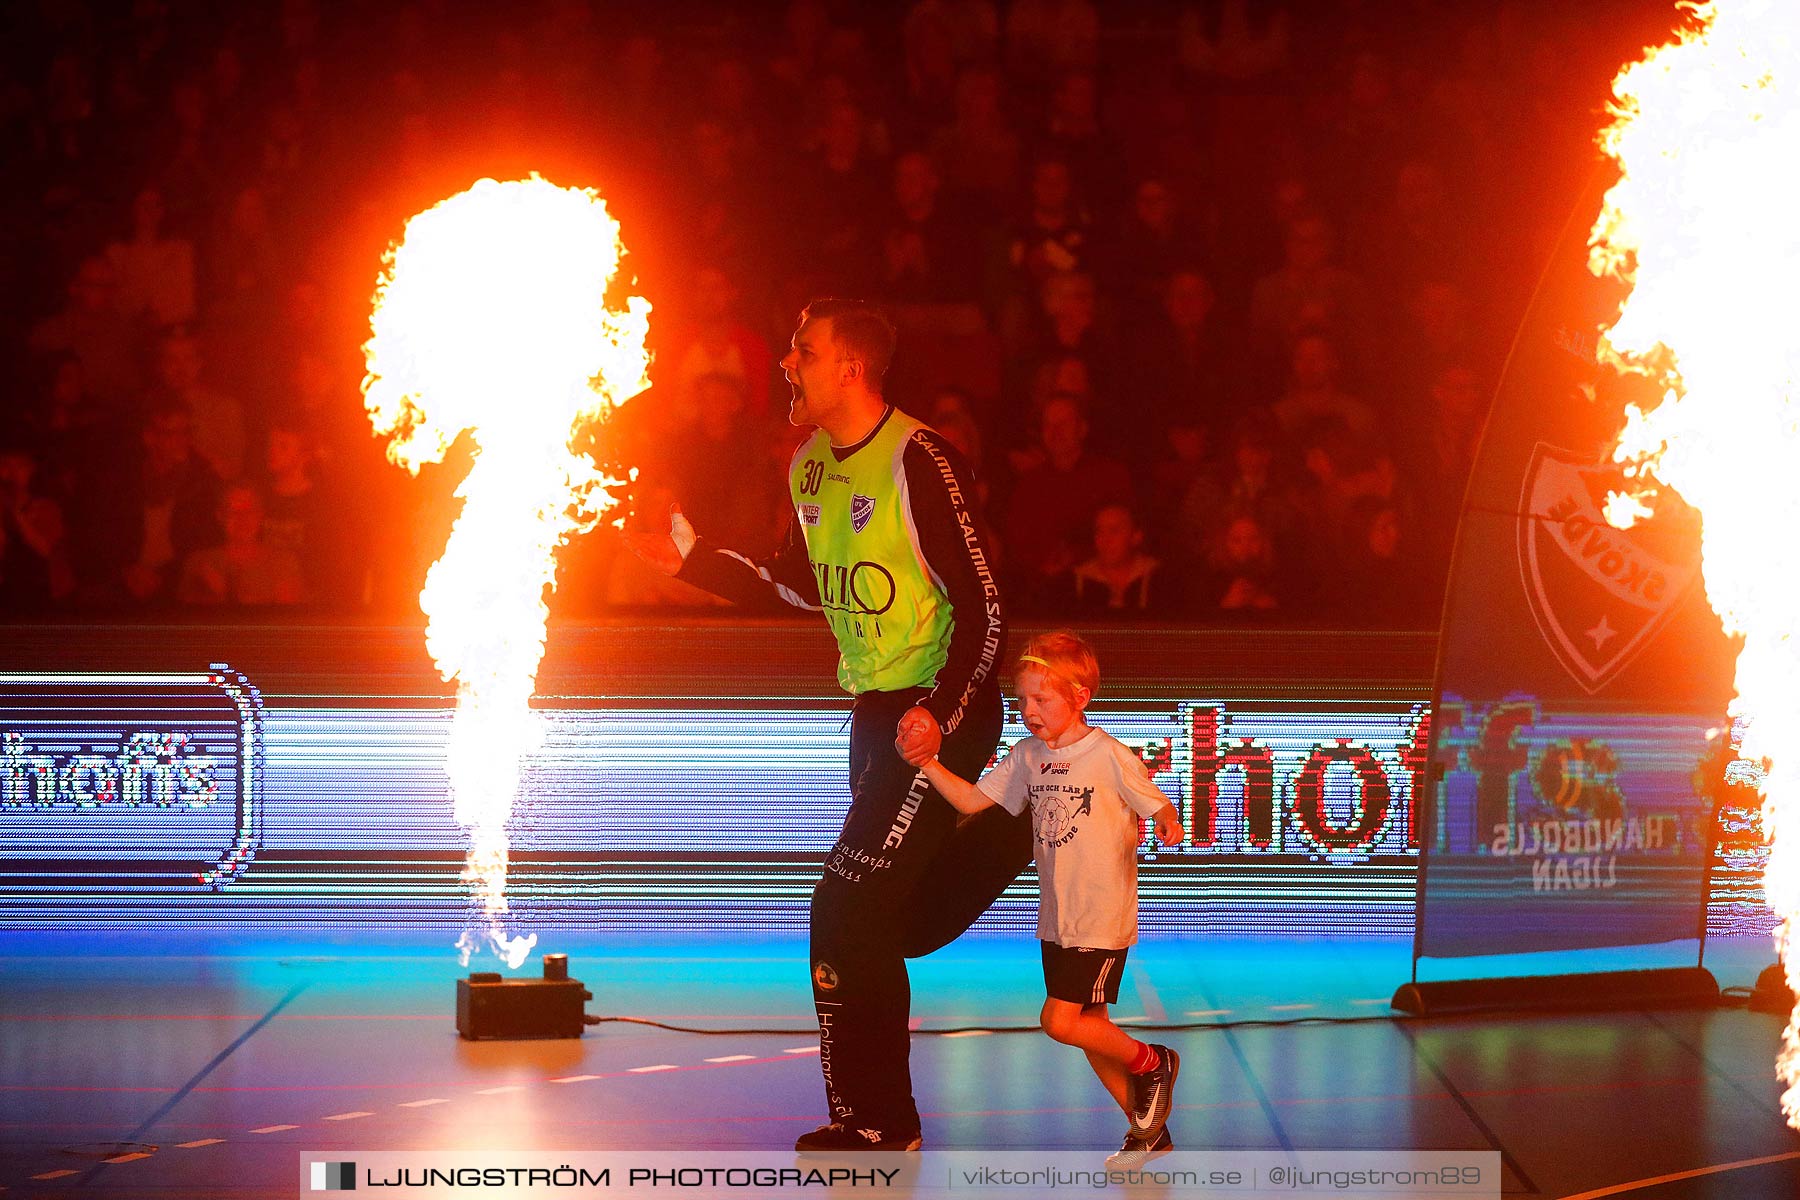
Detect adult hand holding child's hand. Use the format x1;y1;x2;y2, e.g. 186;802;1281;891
894;706;941;766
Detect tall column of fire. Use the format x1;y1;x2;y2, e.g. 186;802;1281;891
363;176;650;967
1590;0;1800;1128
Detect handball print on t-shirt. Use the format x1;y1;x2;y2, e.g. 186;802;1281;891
1031;784;1095;849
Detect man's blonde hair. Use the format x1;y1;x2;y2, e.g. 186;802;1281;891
1015;630;1099;702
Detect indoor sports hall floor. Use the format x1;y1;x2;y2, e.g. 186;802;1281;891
2;931;1797;1198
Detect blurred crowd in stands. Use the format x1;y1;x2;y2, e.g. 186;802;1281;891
1;0;1682;625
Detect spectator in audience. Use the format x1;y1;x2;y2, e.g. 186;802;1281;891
1002;352;1092;463
1101;177;1211;325
1122;267;1238;457
1177;416;1303;590
179;482;305;607
208;185;282;315
24;356;109;499
104;186;195;330
1393;279;1480;401
876;151;981;303
927;65;1020;213
907;0;999;67
29;257;143;411
1321;53;1407;210
798;96;887;285
769;0;834;105
0;447;75;612
1050;502;1166;615
261;423;350;607
679;119;767;279
1271;333;1375;438
1002;391;1132;605
1019;271;1110;404
675;372;788;555
1295;419;1402;601
152;78;217;224
1006;158;1092;307
1332;496;1439;627
116;406;222;605
896;4;961;146
1005;0;1100;89
1200;512;1282;614
1407;363;1487;556
1178;0;1290;80
260;103;308;190
41;50;98;174
705;57;768;165
1036;71;1116;209
1361;161;1464;300
663;265;776;423
1144;420;1218;534
925;389;985;473
1249;212;1370;370
148;80;215;218
153;330;246;482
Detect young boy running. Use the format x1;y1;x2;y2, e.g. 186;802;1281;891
899;631;1185;1164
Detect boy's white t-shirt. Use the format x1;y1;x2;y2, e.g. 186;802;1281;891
975;726;1171;949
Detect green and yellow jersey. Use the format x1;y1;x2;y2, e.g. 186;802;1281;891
678;407;1005;732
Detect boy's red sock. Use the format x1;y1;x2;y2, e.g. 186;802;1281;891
1127;1041;1160;1075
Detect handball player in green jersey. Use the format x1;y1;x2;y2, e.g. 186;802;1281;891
630;299;1028;1151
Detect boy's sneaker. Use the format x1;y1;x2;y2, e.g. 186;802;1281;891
1105;1125;1173;1168
794;1122;924;1152
1126;1044;1180;1136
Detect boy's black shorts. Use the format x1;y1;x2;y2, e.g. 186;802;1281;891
1041;941;1129;1006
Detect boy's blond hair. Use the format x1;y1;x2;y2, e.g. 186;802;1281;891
1015;630;1100;703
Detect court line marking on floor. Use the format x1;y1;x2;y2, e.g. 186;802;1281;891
76;981;309;1188
31;1170;79;1180
1557;1150;1800;1198
1391;1019;1538;1195
1185;1009;1232;1017
1126;961;1169;1023
102;1152;153;1164
1640;1010;1793;1133
1190;976;1295;1154
47;1045;824;1179
942;1031;991;1038
1268;1003;1314;1012
175;1139;224;1148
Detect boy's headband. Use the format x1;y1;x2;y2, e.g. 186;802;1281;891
1018;655;1052;668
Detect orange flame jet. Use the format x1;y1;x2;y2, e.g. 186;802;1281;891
364;175;650;967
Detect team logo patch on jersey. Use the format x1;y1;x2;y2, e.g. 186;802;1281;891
799;503;821;526
850;493;875;533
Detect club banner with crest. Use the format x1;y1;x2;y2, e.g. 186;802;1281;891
1417;166;1738;962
